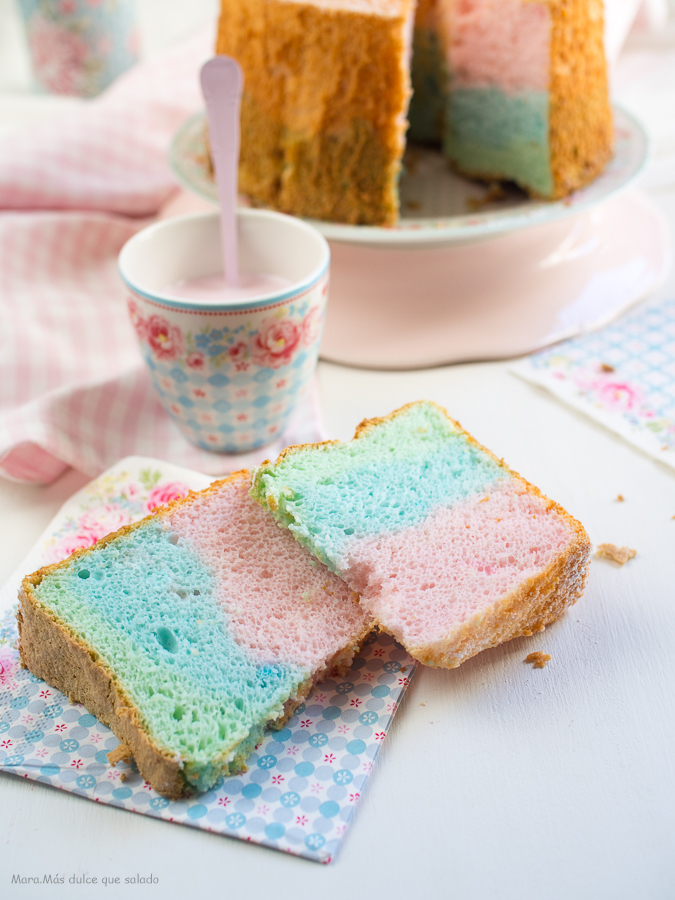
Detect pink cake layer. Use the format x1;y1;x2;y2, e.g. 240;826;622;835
442;0;551;93
340;478;572;651
168;476;372;669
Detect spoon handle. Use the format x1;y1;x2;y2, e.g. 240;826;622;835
200;57;243;288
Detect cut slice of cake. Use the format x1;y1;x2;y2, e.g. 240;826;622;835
251;402;591;668
18;472;373;798
436;0;613;199
216;0;416;225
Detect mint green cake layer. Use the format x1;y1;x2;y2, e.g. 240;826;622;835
409;26;447;144
32;519;307;791
251;403;505;573
445;86;553;197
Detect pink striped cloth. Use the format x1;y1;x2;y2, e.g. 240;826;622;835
0;31;326;485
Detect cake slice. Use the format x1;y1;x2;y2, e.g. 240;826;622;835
216;0;416;225
18;472;373;798
436;0;613;199
251;402;591;668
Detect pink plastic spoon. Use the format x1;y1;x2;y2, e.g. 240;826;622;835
200;56;243;288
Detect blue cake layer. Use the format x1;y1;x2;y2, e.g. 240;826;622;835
252;403;506;571
445;86;553;197
32;519;308;791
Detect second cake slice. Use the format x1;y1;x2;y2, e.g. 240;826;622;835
251;401;591;668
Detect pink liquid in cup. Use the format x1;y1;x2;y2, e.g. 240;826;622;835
163;272;291;303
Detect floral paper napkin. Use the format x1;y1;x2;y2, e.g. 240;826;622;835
512;297;675;470
0;458;417;864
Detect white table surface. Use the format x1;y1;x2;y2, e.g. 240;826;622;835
2;3;675;897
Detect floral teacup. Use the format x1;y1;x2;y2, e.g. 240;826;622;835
17;0;140;98
118;210;330;454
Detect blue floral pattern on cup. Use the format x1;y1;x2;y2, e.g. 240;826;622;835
127;277;327;453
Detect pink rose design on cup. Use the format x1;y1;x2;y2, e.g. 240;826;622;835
301;307;322;348
186;352;205;370
147;316;183;361
146;482;190;513
127;299;147;342
228;341;249;371
250;318;302;369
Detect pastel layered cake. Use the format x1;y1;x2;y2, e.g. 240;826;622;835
216;0;612;222
216;0;416;225
18;473;372;798
437;0;613;199
252;402;591;668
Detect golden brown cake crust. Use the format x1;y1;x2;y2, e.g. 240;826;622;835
254;401;592;669
216;0;414;225
17;470;373;799
429;0;612;200
548;0;613;198
18;582;188;798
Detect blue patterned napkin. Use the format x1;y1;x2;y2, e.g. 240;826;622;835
513;298;675;469
0;458;416;864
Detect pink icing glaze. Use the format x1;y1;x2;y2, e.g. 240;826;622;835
341;478;572;650
442;0;551;93
168;475;371;670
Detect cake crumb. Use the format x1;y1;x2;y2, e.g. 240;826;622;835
107;743;132;766
467;181;506;211
596;543;637;565
525;651;551;669
616;494;624;502
600;363;615;373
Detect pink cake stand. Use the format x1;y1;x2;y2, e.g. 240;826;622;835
170;106;669;370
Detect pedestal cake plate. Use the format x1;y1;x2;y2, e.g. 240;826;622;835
169;106;669;370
